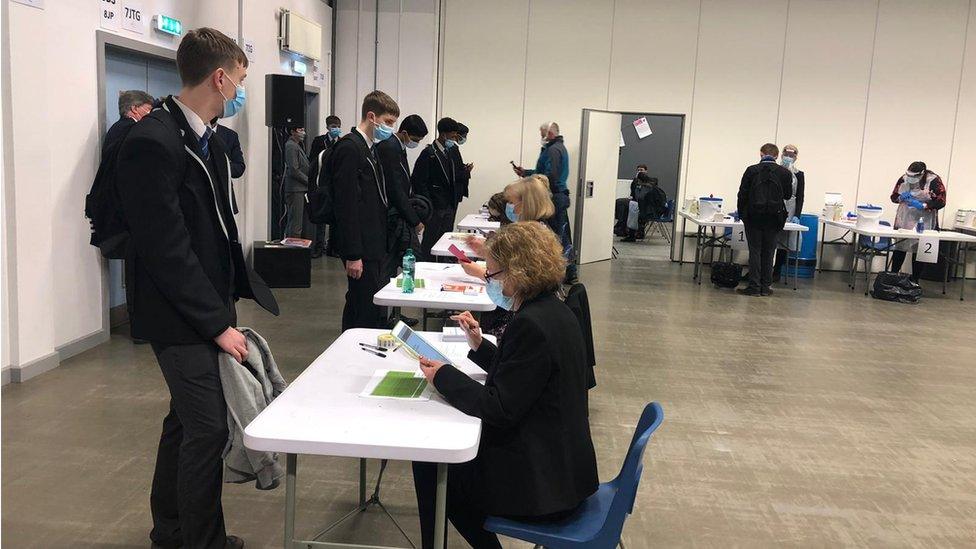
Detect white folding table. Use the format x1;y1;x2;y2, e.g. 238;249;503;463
677;211;809;290
826;219;976;300
244;328;490;549
373;262;495;329
455;213;500;234
429;232;482;260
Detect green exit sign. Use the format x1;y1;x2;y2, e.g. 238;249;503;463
154;15;182;36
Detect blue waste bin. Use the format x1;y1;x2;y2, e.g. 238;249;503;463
786;213;819;278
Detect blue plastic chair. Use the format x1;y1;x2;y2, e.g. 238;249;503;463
483;402;664;549
855;220;893;273
644;200;675;243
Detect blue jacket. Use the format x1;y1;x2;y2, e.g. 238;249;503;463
526;136;569;193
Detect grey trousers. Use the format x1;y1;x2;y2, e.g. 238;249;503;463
284;192;306;238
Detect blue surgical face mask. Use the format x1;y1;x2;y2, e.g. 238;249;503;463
445;139;458;149
220;74;246;118
904;174;921;186
505;203;518;222
781;156;795;168
328;127;341;138
406;140;419;149
486;278;514;310
373;122;394;142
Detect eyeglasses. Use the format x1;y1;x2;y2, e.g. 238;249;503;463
484;269;505;282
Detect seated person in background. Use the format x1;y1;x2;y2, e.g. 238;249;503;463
486;192;512;226
774;144;805;281
889;160;947;282
413;221;599;549
622;173;667;242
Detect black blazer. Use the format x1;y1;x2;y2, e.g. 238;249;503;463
433;292;599;516
448;145;470;203
102;116;135;161
794;170;806;217
214;124;246;179
737;160;794;229
411;143;458;211
332;129;389;262
375;135;421;227
116;96;278;344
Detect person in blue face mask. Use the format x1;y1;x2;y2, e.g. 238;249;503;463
411;117;462;260
309;115;342;162
413;221;599;549
114;27;278;549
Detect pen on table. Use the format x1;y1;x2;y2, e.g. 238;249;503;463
359;342;386;352
360;347;386;358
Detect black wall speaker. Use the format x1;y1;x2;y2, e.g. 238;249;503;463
265;74;305;127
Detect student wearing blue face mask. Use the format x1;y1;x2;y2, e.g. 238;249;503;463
309;114;342;161
307;115;343;257
411;117;463;260
115;27;279;549
413;221;598;549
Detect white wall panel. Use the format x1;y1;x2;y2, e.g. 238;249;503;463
440;0;531;221
682;0;789;207
776;0;877;216
519;0;614;228
397;0;439;167
946;2;976;226
857;0;970;225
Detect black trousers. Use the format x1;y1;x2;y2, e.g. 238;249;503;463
745;224;779;290
420;208;456;262
312;222;328;252
149;342;229;549
342;258;386;331
412;461;502;549
890;250;922;282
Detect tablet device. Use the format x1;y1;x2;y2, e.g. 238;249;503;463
391;321;452;364
448;243;472;263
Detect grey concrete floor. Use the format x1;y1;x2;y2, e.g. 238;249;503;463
4;256;976;548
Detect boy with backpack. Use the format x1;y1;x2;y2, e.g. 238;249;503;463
736;143;794;296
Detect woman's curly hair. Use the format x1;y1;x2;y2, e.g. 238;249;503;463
485;221;565;302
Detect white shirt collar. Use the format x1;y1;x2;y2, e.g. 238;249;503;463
172;96;210;140
434;139;446;153
355;126;374;149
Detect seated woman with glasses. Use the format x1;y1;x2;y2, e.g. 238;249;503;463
412;221;598;549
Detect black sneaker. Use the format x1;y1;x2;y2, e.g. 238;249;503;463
761;286;774;296
225;536;245;549
736;287;762;297
621;236;637;242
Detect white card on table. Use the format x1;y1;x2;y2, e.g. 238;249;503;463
916;235;939;264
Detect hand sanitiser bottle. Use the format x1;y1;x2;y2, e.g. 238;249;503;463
916;218;925;234
402;249;416;293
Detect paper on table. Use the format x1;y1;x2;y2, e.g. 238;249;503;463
360;369;431;400
633;117;652;139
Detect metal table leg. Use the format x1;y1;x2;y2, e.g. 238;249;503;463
359;458;367;506
679;216;687;265
962;244;968;301
863;239;873;296
693;228;703;282
433;464;448;549
285;454;297;549
422;308;428;331
818;221;826;272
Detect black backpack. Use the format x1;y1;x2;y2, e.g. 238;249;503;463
85;124;138;259
748;164;786;219
711;262;743;288
307;145;337;224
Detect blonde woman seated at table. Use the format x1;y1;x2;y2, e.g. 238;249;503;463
460;175;555;280
412;221;598;549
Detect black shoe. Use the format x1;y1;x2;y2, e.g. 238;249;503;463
621;236;636;242
736;287;762;296
132;338;150;345
762;286;774;296
225;536;244;549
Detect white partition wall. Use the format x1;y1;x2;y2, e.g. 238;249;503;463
438;0;976;266
857;0;971;227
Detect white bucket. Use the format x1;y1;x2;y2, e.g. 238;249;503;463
699;197;723;220
855;205;883;230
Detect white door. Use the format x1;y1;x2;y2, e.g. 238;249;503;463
575;110;621;264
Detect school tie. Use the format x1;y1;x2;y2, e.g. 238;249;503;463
199;128;213;160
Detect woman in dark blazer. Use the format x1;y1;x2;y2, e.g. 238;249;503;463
413;221;599;549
